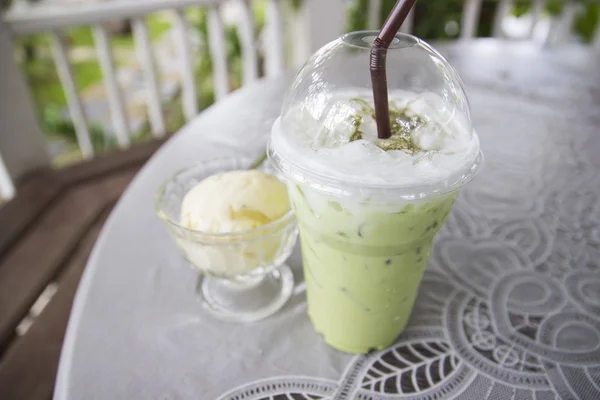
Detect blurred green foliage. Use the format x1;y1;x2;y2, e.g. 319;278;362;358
187;7;216;109
347;0;370;32
348;0;599;41
376;0;477;38
291;0;303;12
575;2;599;41
42;107;116;152
513;1;532;18
547;0;565;15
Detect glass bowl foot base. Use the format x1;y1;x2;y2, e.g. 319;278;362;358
197;264;294;322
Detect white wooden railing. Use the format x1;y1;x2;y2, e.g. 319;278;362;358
0;0;599;202
3;0;272;152
0;153;15;201
462;0;597;43
0;0;303;202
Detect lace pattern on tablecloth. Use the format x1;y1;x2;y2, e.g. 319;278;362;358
215;87;600;400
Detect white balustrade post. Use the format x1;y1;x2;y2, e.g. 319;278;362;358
0;19;49;183
558;2;580;43
493;0;513;38
93;24;131;148
265;0;285;77
49;31;94;159
461;0;482;40
594;15;600;51
208;4;229;101
368;0;382;30
303;0;345;55
132;18;166;137
0;152;15;201
546;2;580;46
400;7;414;34
529;0;546;39
237;0;258;85
287;0;310;67
173;9;199;121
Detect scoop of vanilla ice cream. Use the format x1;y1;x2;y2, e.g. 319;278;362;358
274;90;479;189
176;170;294;277
180;170;290;233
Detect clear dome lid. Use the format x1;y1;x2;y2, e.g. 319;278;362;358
268;31;482;202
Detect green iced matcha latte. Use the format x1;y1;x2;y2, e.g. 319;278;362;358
268;32;482;353
289;184;456;353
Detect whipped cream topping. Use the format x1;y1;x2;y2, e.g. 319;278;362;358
271;89;480;193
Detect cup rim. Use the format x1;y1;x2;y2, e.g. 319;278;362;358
268;119;484;202
154;158;296;240
341;30;420;50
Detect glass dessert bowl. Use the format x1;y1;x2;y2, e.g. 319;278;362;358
155;157;298;322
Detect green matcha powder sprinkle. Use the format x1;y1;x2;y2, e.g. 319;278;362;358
348;98;425;155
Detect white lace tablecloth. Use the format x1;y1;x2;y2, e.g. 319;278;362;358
55;40;600;400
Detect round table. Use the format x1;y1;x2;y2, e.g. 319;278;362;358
55;40;600;399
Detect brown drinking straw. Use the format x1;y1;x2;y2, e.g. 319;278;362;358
370;0;417;139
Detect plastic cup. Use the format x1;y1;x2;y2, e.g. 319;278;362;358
268;31;482;353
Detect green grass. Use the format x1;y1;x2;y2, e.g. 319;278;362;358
66;13;172;47
147;13;173;39
66;26;94;47
74;60;103;90
22;51;102;110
